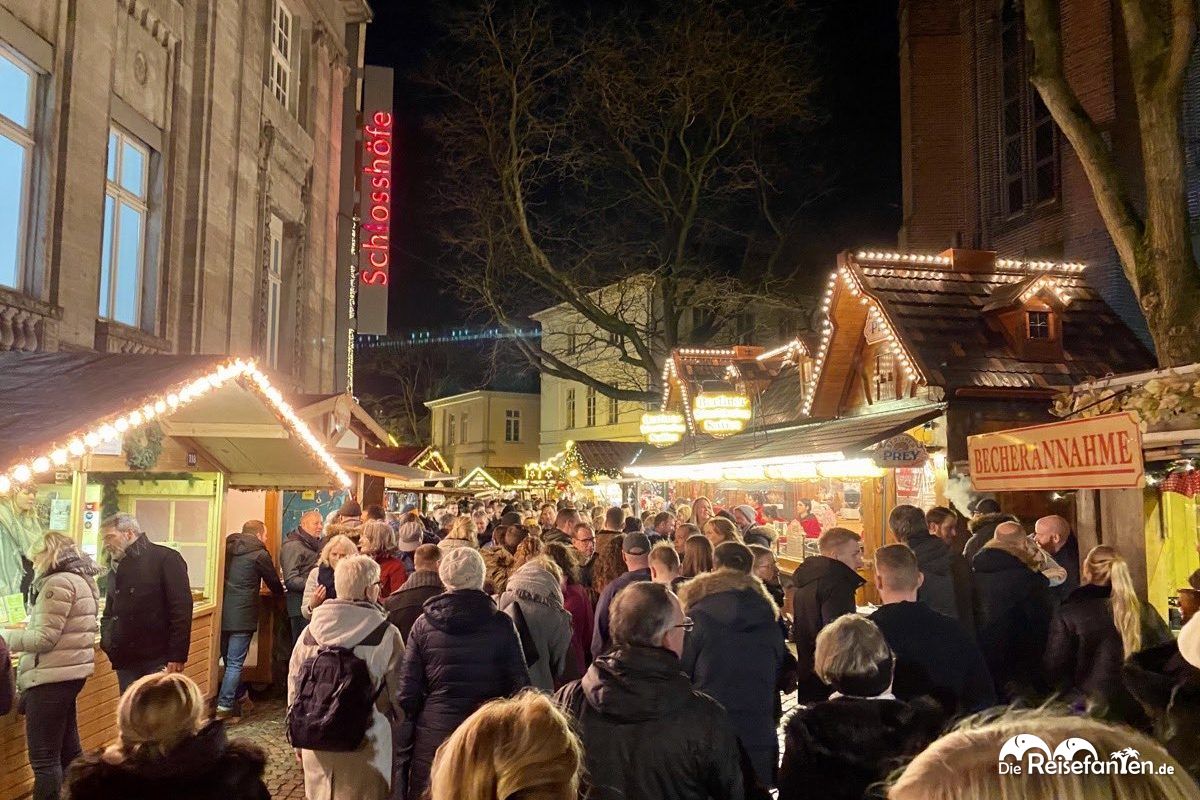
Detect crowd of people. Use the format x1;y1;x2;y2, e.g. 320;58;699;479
1;495;1199;800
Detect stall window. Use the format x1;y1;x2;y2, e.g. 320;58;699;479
0;479;74;612
0;46;36;290
132;498;212;594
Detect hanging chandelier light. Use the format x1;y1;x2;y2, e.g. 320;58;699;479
640;411;687;447
692;381;752;438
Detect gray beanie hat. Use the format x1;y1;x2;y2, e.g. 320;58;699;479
439;546;486;591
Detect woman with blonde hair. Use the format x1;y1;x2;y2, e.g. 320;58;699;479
680;534;714;579
65;672;270;799
703;516;741;548
691;497;713;530
301;534;357;618
428;692;581;800
2;531;100;800
888;709;1195;800
437;515;478;553
1044;544;1171;724
358;519;407;597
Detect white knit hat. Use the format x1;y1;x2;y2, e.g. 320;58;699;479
1179;613;1200;670
396;520;424;553
439;546;485;591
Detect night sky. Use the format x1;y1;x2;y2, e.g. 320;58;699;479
363;1;901;334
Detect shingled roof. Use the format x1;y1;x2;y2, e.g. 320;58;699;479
842;250;1155;393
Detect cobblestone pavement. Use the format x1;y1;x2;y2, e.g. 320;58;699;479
235;692;803;799
229;698;306;800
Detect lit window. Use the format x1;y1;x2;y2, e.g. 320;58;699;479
0;47;35;290
269;1;293;108
586;387;596;427
566;388;576;429
874;353;896;402
99;128;151;328
267;216;283;367
448;413;456;446
1027;310;1051;339
607;396;618;425
505;409;521;442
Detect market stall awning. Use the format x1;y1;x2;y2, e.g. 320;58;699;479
335;454;454;489
626;402;945;481
572;440;645;482
0;352;350;490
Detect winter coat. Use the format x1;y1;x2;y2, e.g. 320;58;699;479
300;565;337;620
679;569;788;787
1044;583;1172;724
481;545;516;595
778;696;946;800
591;567;652;660
397;589;530;800
64;721;269;800
961;513;1016;563
498;562;573;692
790;556;864;700
902;531;961;622
100;534;193;669
5;553;100;691
287;599;404;800
221;532;283;633
1050;533;1081;603
383;570;443;641
555;645;745;800
971;545;1054;700
325;518;363;543
0;638;12;715
1123;640;1200;783
561;582;594;684
280;528;322;618
868;600;996;716
370;552;407;599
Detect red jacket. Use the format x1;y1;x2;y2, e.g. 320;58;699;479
561;582;595;686
374;553;409;598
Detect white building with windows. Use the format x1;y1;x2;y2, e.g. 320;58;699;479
425;390;541;478
0;0;372;391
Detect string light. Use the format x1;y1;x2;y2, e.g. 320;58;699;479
1;359;352;491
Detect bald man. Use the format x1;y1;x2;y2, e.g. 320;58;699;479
1033;515;1080;601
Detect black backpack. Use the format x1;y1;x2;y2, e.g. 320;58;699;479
286;621;390;752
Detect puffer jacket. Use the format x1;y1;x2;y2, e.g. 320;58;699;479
279;528;321;618
6;553;100;691
902;531;960;622
972;545;1053;700
497;562;572;692
790;556;864;700
221;532;283;633
1044;583;1172;724
778;696;946;800
64;720;269;800
962;513;1017;563
554;645;745;800
397;589;530;800
680;568;787;787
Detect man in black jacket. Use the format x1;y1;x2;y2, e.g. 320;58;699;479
890;504;963;623
279;509;323;646
216;520;284;719
99;513;193;692
556;581;745;800
384;544;444;639
791;527;864;701
925;506;975;630
869;544;995;716
1034;514;1081;602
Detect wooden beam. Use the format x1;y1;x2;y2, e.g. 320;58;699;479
160;421;290;439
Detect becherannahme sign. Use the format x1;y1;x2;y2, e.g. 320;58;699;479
967;412;1144;491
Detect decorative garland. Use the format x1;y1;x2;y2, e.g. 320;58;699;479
123;421;165;471
95;471;207;520
1052;376;1200;427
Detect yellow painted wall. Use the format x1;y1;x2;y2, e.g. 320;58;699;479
1144;488;1200;616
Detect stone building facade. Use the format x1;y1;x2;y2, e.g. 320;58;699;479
897;0;1200;344
0;0;371;391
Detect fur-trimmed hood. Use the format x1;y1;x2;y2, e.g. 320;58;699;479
679;567;778;616
968;512;1016;535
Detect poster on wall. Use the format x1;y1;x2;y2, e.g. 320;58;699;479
282;490;349;535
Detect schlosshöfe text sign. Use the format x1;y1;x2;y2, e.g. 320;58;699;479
967;412;1143;491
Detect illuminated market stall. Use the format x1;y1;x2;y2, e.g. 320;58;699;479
629;249;1154;599
0;353;351;800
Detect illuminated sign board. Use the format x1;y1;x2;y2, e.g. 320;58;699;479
358;66;394;335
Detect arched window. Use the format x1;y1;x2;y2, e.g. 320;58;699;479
999;0;1058;216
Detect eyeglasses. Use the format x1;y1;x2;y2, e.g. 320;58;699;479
673;617;695;633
